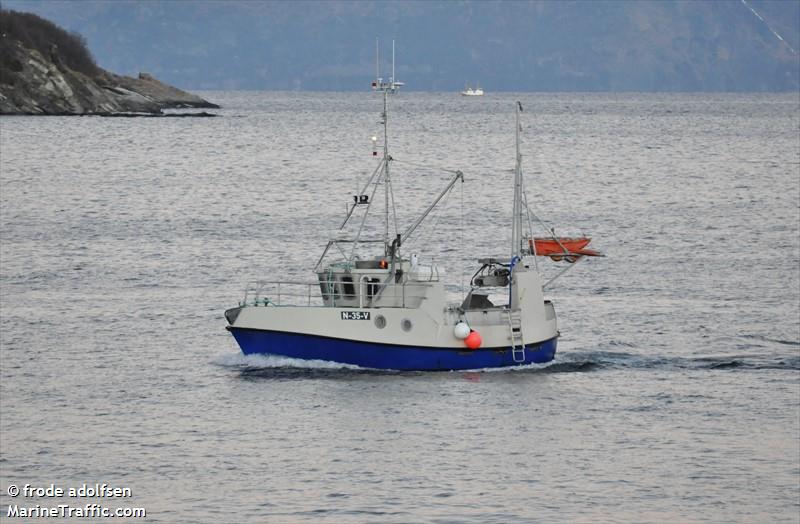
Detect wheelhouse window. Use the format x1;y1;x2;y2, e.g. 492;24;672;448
340;276;355;298
366;278;381;298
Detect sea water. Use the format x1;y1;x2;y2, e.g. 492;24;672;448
1;92;798;523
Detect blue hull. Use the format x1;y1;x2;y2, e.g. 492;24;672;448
227;327;557;371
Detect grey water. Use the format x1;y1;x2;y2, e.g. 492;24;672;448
1;92;798;524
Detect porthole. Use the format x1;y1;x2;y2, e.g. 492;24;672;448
401;318;413;332
374;315;386;329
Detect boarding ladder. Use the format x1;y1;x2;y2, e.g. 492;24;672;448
507;309;526;363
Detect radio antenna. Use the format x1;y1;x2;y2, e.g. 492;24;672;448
375;37;380;81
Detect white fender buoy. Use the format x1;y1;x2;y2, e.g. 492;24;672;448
453;322;470;340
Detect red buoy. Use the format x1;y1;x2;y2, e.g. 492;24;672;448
464;330;482;350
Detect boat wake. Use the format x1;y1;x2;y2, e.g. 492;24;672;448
213;353;402;379
213;349;800;377
215;352;363;371
552;350;800;372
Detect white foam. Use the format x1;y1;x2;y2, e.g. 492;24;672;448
461;361;557;373
213;352;363;370
214;352;558;372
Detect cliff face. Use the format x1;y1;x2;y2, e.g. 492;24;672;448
0;9;218;115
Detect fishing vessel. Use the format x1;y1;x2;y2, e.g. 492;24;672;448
461;85;484;96
224;49;599;371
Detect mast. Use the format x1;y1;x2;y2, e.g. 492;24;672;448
511;101;525;258
383;74;390;255
372;39;403;256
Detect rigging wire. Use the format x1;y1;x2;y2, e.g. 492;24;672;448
340;158;385;230
348;168;384;262
393;158;463;176
420;186;455;283
522;116;575;239
404;179;455;249
460;174;465;296
388;168;400;240
521;174;539;273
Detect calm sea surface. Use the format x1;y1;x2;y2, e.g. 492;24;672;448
1;92;799;523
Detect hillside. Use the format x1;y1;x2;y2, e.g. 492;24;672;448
0;8;218;115
2;0;798;92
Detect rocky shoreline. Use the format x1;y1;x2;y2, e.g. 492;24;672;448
0;39;219;116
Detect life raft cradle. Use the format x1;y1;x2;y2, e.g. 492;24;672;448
523;236;605;289
528;237;604;264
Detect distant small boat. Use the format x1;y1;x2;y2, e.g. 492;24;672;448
461;85;484;96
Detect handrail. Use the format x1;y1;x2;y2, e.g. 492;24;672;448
241;278;436;308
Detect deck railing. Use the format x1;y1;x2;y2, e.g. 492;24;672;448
241;278;435;308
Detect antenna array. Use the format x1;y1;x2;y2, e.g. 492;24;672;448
371;39;404;93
